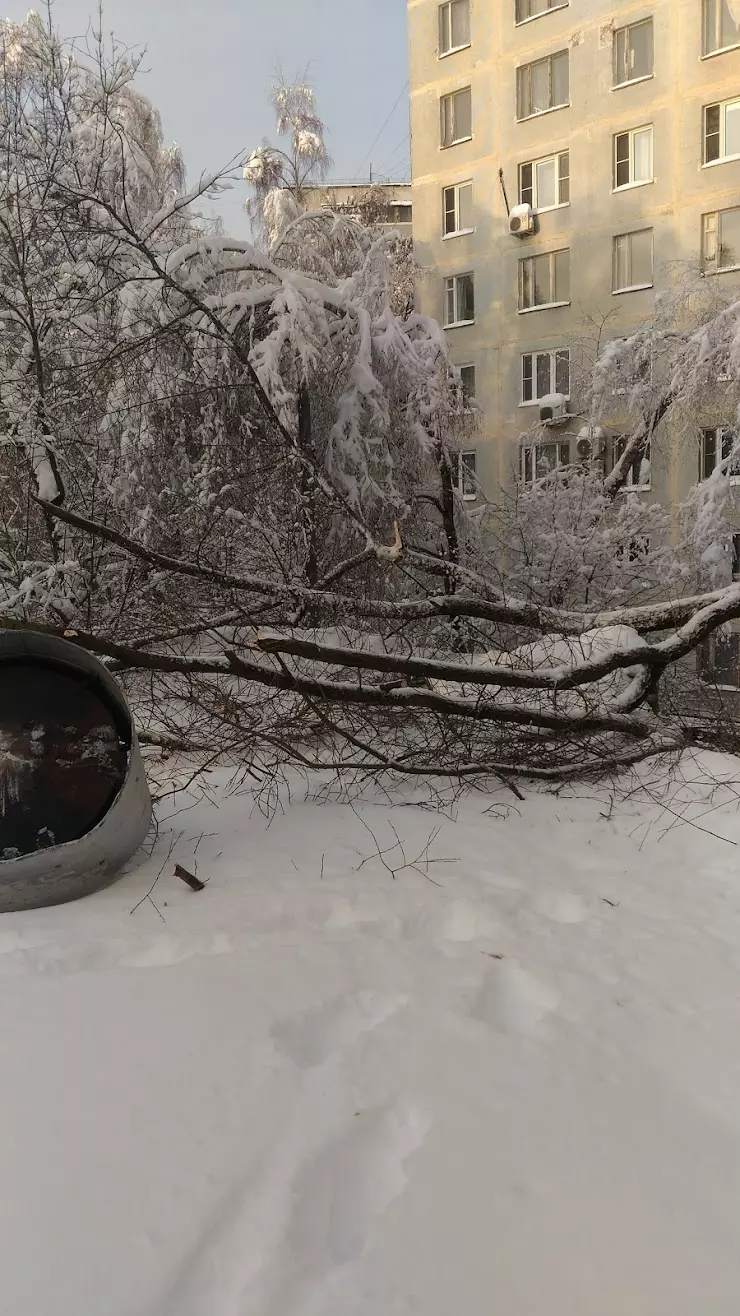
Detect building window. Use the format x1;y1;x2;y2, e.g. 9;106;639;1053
518;151;569;210
521;439;570;484
515;0;569;22
614;126;653;189
612;229;653;292
444;272;475;326
459;364;476;402
703;0;740;55
518;249;570;310
699;630;740;686
704;97;740;163
450;449;478;498
616;535;651;564
612;436;651;489
700;427;740;480
607;345;652;396
440;87;472;147
516;51;569;120
703;206;740;271
439;1;471;56
443;181;474;235
521;349;570;403
614;19;654;87
390;203;412;224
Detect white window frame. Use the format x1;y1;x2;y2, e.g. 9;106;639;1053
440;87;472;148
613;19;654;89
733;533;740;581
444;272;475;327
518;151;570;212
702;206;740;273
520;439;570;485
450;448;478;499
703;97;740;165
612;229;654;294
442;181;474;238
702;0;740;57
613;125;654;191
700;427;740;483
615;535;652;565
458;363;476;406
611;436;652;491
518;249;571;313
520;349;570;405
516;51;570;121
699;631;740;688
438;0;471;57
515;0;570;26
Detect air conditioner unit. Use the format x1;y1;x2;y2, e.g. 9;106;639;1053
576;425;605;463
509;203;535;237
539;393;568;425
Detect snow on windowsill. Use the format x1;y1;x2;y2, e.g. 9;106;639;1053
520;396;571;407
444;319;476;329
704;262;740;276
442;228;475;241
611;283;653;295
612;74;655;91
518;301;571;314
516;102;570;124
440;135;473;150
515;2;569;26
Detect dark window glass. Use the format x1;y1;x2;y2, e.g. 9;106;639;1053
615;132;630;187
705;104;721;163
555;349;570;394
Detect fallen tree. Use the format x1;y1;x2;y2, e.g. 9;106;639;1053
2;13;740;788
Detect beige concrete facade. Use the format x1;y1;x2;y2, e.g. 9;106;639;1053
302;182;412;235
408;0;740;506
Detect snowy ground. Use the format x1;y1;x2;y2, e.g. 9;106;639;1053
3;754;740;1315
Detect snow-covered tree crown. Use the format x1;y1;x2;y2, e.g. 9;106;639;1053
244;76;332;246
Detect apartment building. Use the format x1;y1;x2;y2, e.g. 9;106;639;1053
407;0;740;510
302;182;412;235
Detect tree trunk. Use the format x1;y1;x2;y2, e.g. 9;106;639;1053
298;385;319;589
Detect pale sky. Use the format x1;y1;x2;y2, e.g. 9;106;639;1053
4;1;410;234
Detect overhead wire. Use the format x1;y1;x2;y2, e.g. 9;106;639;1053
353;81;410;180
374;129;412;180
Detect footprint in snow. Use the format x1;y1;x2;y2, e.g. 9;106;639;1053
441;897;500;944
534;890;588;925
155;1096;431;1316
272;991;408;1068
288;1098;432;1268
264;1097;432;1316
474;960;560;1036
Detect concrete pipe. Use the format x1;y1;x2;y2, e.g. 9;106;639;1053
0;630;152;912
